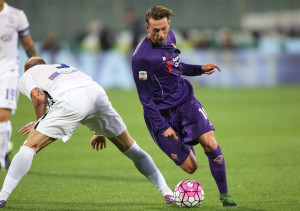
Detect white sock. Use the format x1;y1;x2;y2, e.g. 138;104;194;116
123;141;173;196
0;121;11;167
0;146;36;200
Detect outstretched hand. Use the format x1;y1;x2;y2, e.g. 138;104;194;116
201;64;221;75
19;122;36;135
90;135;107;151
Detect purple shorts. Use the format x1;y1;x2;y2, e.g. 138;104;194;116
144;97;215;166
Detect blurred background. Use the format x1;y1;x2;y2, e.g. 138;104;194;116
9;0;300;89
2;1;300;209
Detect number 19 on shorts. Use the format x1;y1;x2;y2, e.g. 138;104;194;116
5;88;16;101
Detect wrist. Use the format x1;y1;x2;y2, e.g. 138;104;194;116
199;65;204;74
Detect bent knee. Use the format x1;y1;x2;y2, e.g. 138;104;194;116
180;150;198;174
198;131;218;152
181;164;198;174
204;141;218;152
23;141;43;153
180;158;198;174
109;130;134;152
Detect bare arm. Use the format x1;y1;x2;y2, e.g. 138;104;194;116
30;87;47;121
19;87;47;135
21;35;38;57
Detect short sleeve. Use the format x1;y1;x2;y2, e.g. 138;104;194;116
17;10;29;31
18;72;37;100
17;10;30;38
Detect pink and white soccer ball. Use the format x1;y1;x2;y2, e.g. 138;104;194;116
173;179;204;208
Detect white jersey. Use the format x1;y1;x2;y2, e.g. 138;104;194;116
0;2;30;76
18;64;94;100
19;63;126;142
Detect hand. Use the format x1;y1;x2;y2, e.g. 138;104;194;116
163;127;179;141
19;122;36;135
90;135;107;151
201;64;221;75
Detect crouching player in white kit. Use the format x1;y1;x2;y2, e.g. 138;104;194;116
0;57;175;208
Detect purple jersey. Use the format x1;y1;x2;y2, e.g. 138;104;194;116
132;30;203;133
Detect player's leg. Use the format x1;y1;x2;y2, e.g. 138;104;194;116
5;138;13;170
0;77;19;171
144;106;199;174
108;130;174;204
0;129;55;207
83;83;174;203
197;131;226;192
0;109;12;171
148;126;199;175
196;130;238;207
179;150;198;174
83;84;175;203
178;97;237;206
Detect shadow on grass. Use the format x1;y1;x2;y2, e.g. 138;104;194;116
28;170;146;183
4;201;179;211
4;198;270;211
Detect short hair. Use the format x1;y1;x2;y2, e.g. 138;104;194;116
145;5;174;25
24;57;46;72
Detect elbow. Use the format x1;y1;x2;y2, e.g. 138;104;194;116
33;95;47;105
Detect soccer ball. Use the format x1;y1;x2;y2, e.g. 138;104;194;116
173;179;204;208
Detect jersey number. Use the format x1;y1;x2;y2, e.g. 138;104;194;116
5;89;16;101
56;64;70;69
49;64;77;80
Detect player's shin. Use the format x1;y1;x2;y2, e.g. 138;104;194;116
0;121;11;169
205;145;228;194
0;146;36;201
123;141;173;197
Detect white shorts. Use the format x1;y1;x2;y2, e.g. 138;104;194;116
0;74;19;113
34;82;127;142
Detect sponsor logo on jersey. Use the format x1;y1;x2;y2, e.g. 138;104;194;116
213;155;224;164
0;35;12;42
165;60;173;73
48;72;60;80
9;17;14;24
171;153;180;162
139;71;147;80
163;56;181;73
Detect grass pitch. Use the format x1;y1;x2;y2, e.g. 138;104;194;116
1;86;299;210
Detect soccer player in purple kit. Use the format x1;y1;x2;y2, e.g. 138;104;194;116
132;5;238;207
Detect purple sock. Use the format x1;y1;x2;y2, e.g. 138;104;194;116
205;145;228;194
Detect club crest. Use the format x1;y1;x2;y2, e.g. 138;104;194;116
213;155;224;164
171;153;180;162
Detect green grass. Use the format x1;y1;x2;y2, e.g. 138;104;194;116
1;86;300;210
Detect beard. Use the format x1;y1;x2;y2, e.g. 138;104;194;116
155;36;166;44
